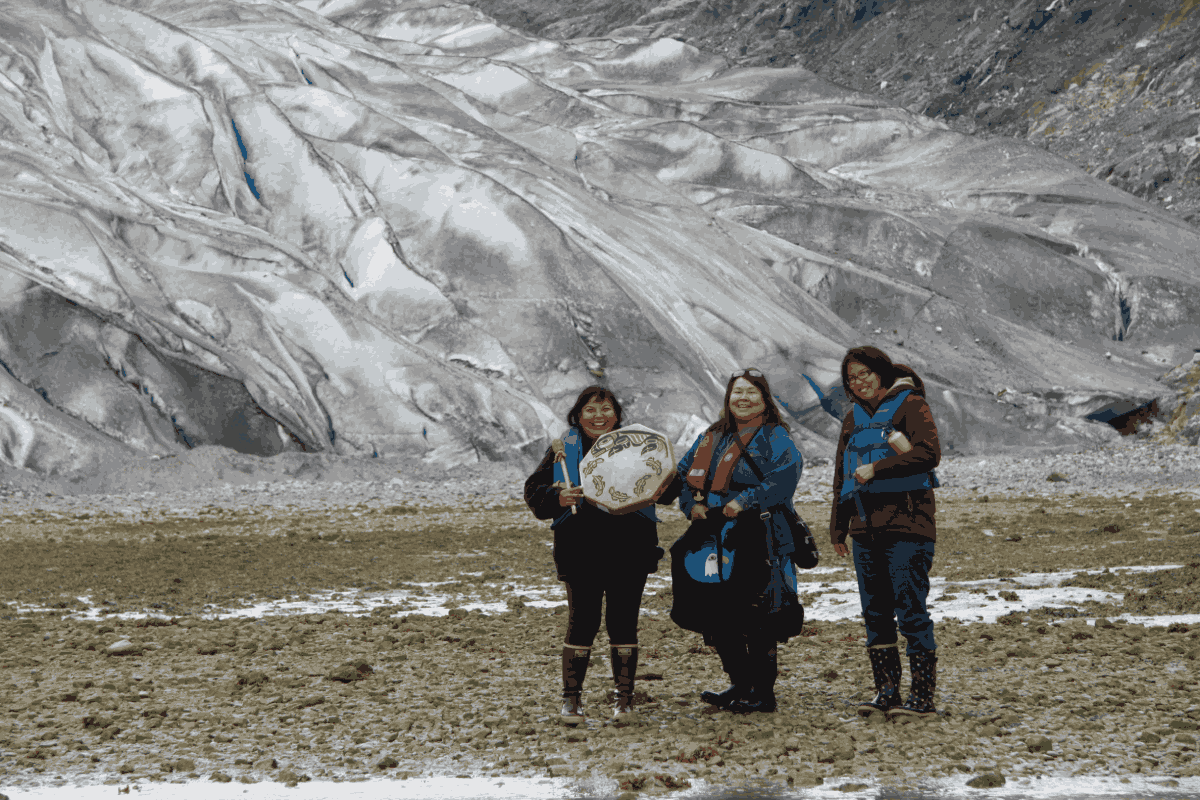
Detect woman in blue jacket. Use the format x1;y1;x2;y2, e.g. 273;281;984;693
673;368;803;713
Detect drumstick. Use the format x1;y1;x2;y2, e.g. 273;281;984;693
550;438;577;515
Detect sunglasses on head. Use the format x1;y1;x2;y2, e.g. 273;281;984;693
731;368;764;379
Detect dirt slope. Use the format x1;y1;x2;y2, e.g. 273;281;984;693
466;0;1200;226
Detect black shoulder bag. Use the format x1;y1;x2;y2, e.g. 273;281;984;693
741;445;820;571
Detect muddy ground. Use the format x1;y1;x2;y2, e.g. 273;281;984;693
1;461;1199;792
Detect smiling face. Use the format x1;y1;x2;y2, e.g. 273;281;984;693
847;361;884;402
728;377;766;422
579;395;617;438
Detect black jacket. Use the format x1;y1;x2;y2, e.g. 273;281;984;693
524;435;682;581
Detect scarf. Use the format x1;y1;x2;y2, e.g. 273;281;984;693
685;423;761;495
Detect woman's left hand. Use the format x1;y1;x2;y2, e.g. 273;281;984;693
853;463;875;484
722;499;743;518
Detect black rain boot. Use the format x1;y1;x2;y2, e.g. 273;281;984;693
729;641;777;714
701;637;751;709
858;644;902;717
888;649;938;720
560;645;590;725
611;645;638;718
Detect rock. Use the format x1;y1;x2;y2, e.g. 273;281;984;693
979;724;1001;737
376;755;399;769
1026;735;1053;753
236;671;269;687
818;742;855;762
1095;618;1115;629
448;608;469;620
328;662;371;682
1138;731;1162;744
1176;733;1198;744
106;640;142;656
1170;719;1199;731
966;773;1006;788
1046;472;1069;482
276;769;308;785
254;757;277;770
81;715;113;730
211;772;232;783
174;758;196;772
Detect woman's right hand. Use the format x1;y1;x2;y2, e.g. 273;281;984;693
690;504;709;520
558;486;585;507
833;541;849;558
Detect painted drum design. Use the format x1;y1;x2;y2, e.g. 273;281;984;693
579;424;676;514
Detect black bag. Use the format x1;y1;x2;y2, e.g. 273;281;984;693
760;547;806;641
740;446;820;571
668;515;738;634
784;507;820;570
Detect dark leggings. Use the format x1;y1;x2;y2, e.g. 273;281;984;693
562;573;648;646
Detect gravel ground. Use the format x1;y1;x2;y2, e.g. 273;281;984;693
0;438;1198;794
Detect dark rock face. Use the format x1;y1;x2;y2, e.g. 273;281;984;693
0;0;1195;476
471;0;1200;226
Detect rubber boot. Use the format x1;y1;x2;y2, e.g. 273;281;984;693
888;649;937;720
611;644;638;718
729;640;777;713
701;637;751;709
857;643;902;717
560;645;590;725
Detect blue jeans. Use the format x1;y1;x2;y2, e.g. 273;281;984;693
852;537;936;656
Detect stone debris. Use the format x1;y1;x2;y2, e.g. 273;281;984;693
966;772;1006;788
104;640;142;656
1025;734;1053;753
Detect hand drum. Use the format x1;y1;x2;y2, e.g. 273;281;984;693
578;424;675;514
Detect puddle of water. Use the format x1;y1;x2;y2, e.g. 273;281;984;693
7;564;1193;630
4;773;1199;800
799;565;1190;625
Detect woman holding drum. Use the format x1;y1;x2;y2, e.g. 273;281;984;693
673;368;804;713
831;346;942;719
524;386;681;723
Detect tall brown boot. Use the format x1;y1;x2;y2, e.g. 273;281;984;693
560;645;590;725
611;644;638;719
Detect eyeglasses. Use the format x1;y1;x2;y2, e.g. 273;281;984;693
731;368;764;379
847;369;876;385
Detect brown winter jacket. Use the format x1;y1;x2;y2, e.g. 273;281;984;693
829;376;941;545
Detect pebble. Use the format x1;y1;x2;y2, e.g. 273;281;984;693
104;639;141;656
1026;734;1053;752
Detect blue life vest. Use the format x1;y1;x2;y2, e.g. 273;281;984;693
552;427;659;529
838;390;939;517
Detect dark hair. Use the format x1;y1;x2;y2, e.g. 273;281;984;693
708;368;790;436
566;386;624;431
841;346;925;407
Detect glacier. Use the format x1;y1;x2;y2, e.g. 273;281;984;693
1;0;1197;474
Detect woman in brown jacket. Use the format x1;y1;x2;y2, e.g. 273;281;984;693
830;346;941;719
